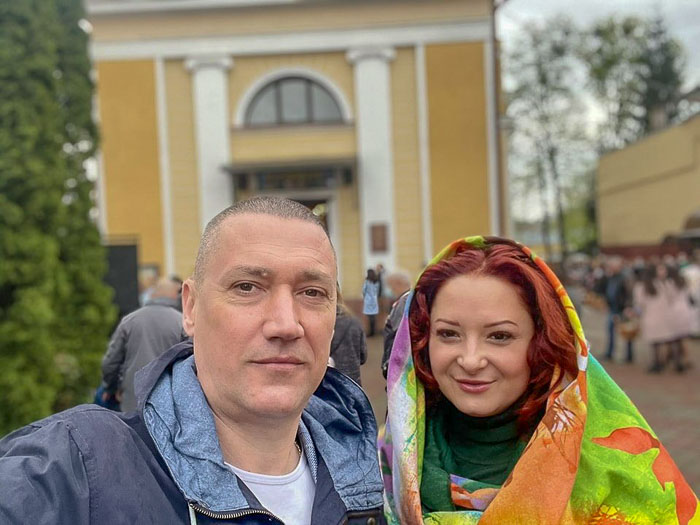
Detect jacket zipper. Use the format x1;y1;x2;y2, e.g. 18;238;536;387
188;501;281;522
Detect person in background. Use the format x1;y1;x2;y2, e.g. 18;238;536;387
598;256;634;363
362;268;380;337
633;264;680;373
679;250;700;338
101;277;185;412
330;293;368;385
379;236;698;524
667;265;694;371
381;271;412;379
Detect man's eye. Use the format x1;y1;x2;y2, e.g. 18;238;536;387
303;288;325;298
234;282;256;293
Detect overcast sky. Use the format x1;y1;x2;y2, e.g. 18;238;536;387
497;0;700;90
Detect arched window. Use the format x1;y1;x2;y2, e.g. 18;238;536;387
245;76;343;126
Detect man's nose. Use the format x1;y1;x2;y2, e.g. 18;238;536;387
456;338;488;373
262;289;304;341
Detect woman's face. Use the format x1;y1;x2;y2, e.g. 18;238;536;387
428;274;534;418
655;264;667;279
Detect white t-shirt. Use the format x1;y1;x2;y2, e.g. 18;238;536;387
226;450;315;525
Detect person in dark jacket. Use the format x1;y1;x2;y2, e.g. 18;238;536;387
100;277;185;412
381;271;412;379
330;301;367;385
0;197;384;525
597;257;635;362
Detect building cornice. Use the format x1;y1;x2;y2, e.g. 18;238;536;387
90;19;491;61
87;0;297;15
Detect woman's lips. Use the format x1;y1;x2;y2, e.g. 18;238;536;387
455;379;494;393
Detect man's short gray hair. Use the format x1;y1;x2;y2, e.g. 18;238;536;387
193;196;333;284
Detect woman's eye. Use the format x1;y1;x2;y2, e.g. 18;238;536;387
436;329;458;339
488;331;513;343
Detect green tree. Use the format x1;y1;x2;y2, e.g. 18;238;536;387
507;17;592;259
637;15;685;134
579;16;648;151
0;0;114;435
580;14;686;151
50;0;115;412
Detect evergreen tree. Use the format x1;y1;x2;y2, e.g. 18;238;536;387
51;0;115;412
0;0;114;435
637;15;685;134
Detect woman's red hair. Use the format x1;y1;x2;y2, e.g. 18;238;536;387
410;241;578;434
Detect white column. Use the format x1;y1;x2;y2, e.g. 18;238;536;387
347;46;397;272
415;43;434;262
484;38;502;235
185;55;234;232
155;57;175;275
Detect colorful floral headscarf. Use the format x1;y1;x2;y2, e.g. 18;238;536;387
378;236;699;525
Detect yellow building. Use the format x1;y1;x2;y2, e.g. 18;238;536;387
88;0;505;298
597;114;700;254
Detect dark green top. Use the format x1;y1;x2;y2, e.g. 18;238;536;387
420;402;529;512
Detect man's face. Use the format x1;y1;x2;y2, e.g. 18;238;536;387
182;214;337;424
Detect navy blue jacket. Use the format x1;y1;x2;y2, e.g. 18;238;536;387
0;342;385;524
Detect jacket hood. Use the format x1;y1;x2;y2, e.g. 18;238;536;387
134;341;383;514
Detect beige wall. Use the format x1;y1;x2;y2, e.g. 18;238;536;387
164;59;200;278
90;0;490;42
391;47;425;275
97;59;165;269
598;115;700;246
426;41;491;252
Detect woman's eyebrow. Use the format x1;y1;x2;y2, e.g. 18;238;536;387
434;318;460;327
484;320;517;328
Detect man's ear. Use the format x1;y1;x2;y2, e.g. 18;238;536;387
182;278;197;338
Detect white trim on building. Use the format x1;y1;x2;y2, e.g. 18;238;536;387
90;21;491;61
414;43;433;262
483;37;501;235
347;46;397;272
154;56;176;275
88;0;296;15
233;67;353;127
185;54;235;232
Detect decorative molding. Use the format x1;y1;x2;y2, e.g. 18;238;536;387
155;56;176;275
88;0;295;15
185;55;233;72
233;66;353;127
415;43;433;262
346;46;395;64
91;20;491;61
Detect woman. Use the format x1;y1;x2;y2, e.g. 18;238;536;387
667;265;694;372
379;236;698;524
633;264;680;373
363;268;380;336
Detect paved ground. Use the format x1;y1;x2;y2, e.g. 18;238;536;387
359;305;700;493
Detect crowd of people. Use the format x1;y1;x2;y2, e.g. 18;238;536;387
575;251;700;373
1;197;698;524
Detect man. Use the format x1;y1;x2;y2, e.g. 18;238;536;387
598;256;635;363
101;277;184;412
0;197;385;524
381;271;412;379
